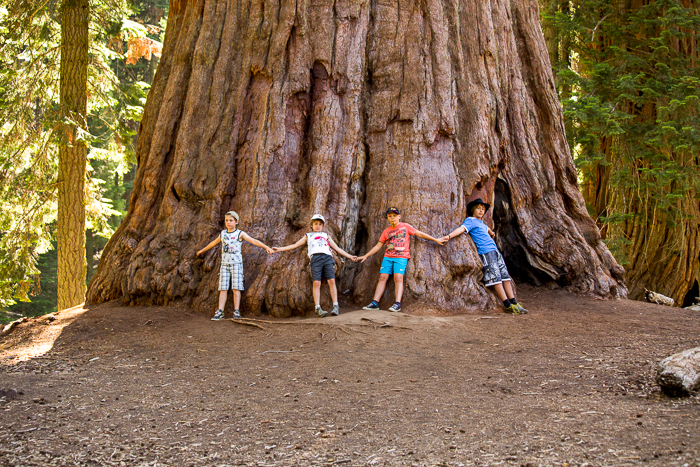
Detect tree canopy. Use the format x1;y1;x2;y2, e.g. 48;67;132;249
0;0;165;311
542;0;700;303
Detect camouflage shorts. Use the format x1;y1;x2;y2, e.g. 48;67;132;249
479;250;511;287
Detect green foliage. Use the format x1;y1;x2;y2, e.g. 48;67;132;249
6;241;58;320
0;0;166;311
543;0;700;263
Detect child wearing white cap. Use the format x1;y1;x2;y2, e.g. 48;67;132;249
273;214;357;317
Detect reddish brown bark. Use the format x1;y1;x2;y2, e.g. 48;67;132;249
87;0;626;317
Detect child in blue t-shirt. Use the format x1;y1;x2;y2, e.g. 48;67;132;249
442;198;528;314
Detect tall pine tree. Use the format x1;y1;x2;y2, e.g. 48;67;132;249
57;0;90;310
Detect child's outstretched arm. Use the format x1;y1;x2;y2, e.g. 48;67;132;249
415;230;447;246
272;236;307;253
196;236;221;256
328;238;358;262
358;241;384;263
441;226;466;244
240;232;274;254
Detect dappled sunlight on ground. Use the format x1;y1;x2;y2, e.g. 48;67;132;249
0;304;87;363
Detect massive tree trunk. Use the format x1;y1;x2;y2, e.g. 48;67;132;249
57;0;89;310
87;0;626;317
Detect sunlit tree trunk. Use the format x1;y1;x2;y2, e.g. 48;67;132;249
57;0;89;310
88;0;626;317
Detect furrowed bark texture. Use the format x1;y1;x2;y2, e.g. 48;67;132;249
57;0;89;311
87;0;626;317
588;160;700;306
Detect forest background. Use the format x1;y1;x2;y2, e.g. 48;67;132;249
0;0;699;321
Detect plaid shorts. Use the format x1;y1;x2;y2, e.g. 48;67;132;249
219;262;244;291
479;250;511;287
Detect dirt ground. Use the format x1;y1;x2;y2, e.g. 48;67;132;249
1;285;699;467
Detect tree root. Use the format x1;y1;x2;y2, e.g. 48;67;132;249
230;317;412;330
228;319;266;330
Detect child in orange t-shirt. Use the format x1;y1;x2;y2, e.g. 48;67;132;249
358;207;445;312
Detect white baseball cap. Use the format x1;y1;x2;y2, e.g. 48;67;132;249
310;214;326;224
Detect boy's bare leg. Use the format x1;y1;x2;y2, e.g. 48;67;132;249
312;281;322;307
490;283;508;302
233;290;242;309
328;278;338;303
372;274;391;302
218;290;228;310
502;280;515;300
393;273;404;303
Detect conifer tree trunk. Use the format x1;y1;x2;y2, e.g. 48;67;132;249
540;0;700;306
57;0;89;310
87;0;626;317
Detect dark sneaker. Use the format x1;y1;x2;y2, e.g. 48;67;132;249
505;304;522;314
233;309;241;319
330;305;340;316
315;306;328;318
513;302;528;314
362;302;380;310
211;309;225;321
388;303;401;312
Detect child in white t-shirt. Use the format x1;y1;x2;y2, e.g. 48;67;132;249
273;214;357;317
197;211;273;320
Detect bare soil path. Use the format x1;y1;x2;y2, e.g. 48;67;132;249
1;285;699;466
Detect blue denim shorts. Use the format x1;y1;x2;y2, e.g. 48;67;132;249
379;257;409;275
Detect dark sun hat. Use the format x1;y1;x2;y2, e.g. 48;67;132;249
466;198;490;216
385;207;401;216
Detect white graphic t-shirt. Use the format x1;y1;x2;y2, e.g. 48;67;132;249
306;232;332;257
221;229;243;264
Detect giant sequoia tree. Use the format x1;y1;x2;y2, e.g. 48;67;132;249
87;0;626;317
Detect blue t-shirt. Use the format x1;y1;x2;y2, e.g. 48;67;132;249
461;217;497;255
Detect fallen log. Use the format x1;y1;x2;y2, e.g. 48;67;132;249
656;347;700;396
644;288;675;307
1;317;27;338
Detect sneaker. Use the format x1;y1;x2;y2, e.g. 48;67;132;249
388;302;401;312
315;306;328;318
362;302;379;310
505;304;522;314
211;309;225;321
513;302;528;314
233;309;241;319
330;305;340;316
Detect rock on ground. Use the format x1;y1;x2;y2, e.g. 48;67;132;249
657;347;700;396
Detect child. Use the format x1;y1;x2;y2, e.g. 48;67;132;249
196;211;273;320
359;207;446;312
441;198;528;314
272;214;357;317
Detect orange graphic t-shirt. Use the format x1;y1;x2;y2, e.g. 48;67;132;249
379;223;417;259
